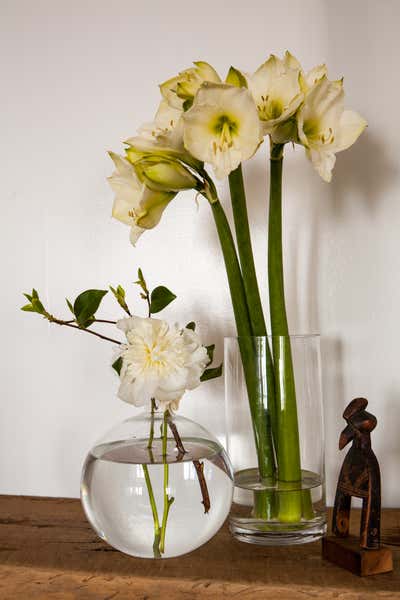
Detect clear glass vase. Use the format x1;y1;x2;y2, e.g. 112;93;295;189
81;411;233;558
224;335;326;545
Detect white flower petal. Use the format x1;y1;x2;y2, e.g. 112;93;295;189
108;153;145;226
331;110;367;153
247;52;303;137
183;83;262;178
306;148;336;182
116;317;209;411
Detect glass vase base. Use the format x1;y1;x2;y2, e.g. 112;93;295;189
229;515;327;546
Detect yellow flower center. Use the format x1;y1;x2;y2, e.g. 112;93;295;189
303;119;335;145
257;96;284;121
145;343;166;370
210;114;238;153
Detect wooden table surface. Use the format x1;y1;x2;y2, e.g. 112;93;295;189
0;496;398;599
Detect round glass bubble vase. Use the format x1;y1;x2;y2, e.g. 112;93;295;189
81;410;233;558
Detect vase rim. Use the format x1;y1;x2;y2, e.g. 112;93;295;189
224;333;320;340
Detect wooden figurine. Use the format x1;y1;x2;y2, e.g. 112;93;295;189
322;398;393;576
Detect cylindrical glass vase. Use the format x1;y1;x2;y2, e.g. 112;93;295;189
224;335;326;545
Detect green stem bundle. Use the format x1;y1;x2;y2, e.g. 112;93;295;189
210;200;275;485
228;166;277;518
268;143;302;522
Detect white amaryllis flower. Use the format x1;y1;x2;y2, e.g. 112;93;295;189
300;63;328;92
108;152;175;245
297;76;367;182
183;82;262;179
116;316;209;410
160;61;221;110
126;118;202;171
138;99;182;140
247;52;304;137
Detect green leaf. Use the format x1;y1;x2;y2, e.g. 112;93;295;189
205;344;215;366
73;289;108;328
149;286;176;314
21;304;35;312
66;298;75;315
200;364;223;382
226;66;247;88
22;289;46;315
112;356;123;375
186;321;196;331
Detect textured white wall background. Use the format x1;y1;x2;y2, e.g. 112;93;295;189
1;0;400;506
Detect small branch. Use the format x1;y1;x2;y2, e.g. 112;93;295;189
50;319;122;345
147;298;151;318
166;412;186;461
159;412;174;554
147;399;156;463
193;460;211;514
166;411;210;514
94;318;117;325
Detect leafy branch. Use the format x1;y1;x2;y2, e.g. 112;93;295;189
21;288;122;345
135;268;176;316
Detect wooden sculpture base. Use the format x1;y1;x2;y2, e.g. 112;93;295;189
322;535;393;576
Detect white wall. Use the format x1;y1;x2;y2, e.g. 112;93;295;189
1;0;400;506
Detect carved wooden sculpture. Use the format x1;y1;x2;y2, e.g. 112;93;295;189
322;398;393;576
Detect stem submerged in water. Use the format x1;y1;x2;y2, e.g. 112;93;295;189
142;464;161;558
159;411;174;554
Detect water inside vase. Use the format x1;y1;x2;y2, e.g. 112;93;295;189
81;437;233;558
230;468;326;544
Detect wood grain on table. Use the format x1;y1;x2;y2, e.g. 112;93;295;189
0;496;398;599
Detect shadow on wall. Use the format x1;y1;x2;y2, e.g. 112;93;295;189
328;134;399;219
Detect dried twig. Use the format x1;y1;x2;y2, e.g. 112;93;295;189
192;460;211;514
166;412;211;513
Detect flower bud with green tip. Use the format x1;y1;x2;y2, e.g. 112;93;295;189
160;61;221;111
134;157;198;193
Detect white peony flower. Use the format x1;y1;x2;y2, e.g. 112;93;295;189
116;316;209;411
247;52;304;137
183;82;262;179
108;152;175;245
297;76;367;182
160;61;221;110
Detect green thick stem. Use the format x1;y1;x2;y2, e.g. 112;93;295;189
160;411;174;554
268;143;302;522
210;199;275;485
142;464;161;558
228;166;267;338
228;166;277;518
